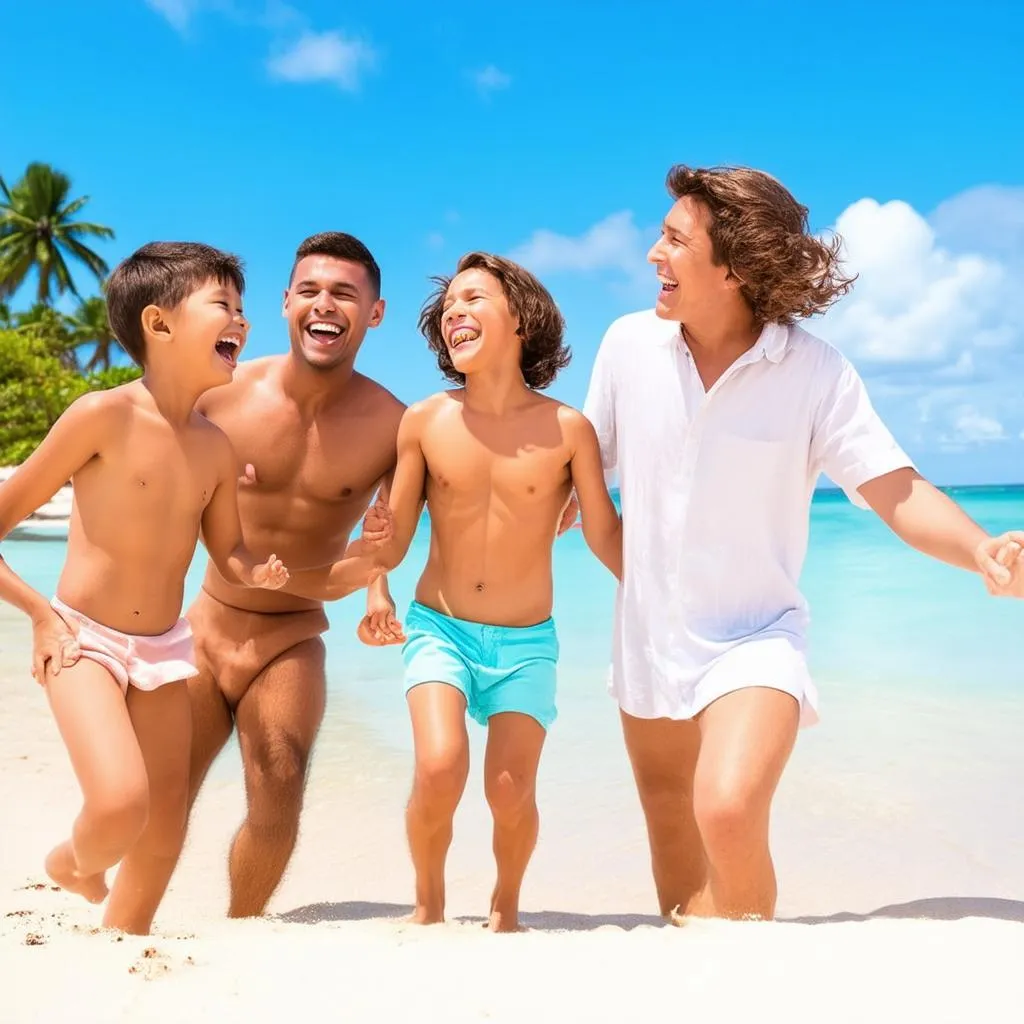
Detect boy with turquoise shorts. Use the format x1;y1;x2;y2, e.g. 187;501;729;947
371;252;621;931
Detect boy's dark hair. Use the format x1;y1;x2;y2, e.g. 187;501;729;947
290;232;381;298
106;242;245;366
666;164;856;324
418;252;570;390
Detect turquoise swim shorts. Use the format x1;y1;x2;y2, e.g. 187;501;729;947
401;601;559;730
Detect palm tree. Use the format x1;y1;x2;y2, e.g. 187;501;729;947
0;163;114;303
69;294;119;372
14;302;79;369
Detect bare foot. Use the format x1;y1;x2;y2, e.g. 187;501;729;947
45;842;108;905
407;904;445;925
487;908;523;933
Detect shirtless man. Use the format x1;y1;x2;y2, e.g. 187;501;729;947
115;232;406;928
375;252;621;931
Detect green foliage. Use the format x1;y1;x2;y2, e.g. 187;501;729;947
0;328;140;465
0;162;114;303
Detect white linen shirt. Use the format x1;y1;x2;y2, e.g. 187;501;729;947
583;310;914;726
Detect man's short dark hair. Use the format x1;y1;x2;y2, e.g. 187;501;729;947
106;242;245;366
290;232;381;298
418;252;570;390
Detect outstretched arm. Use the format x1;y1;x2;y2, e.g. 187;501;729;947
0;393;116;679
567;411;622;579
859;468;1024;593
201;437;290;590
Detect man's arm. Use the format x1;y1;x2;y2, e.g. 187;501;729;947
859;469;1023;590
567;411;622;579
200;433;289;590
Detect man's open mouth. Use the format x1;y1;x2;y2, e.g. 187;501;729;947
306;320;345;344
657;272;678;295
215;338;240;367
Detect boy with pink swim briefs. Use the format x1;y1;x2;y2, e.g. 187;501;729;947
0;242;300;934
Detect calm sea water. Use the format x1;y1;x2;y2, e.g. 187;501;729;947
4;485;1022;756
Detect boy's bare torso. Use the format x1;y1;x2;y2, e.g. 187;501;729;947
57;385;227;636
416;391;574;627
198;357;404;613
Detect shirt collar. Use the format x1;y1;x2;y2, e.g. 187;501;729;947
659;318;791;364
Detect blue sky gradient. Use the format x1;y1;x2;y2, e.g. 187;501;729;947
3;0;1022;483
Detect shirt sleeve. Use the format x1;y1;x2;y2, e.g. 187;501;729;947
810;355;915;509
582;324;618;478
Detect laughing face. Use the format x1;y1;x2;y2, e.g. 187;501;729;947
647;196;737;323
170;277;247;386
440;268;519;379
283;255;385;371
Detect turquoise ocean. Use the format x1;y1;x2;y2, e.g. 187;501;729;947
4;485;1023;916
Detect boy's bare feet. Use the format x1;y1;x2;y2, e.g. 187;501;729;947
408;904;445;926
45;842;108;905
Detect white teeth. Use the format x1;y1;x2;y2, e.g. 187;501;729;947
308;322;342;335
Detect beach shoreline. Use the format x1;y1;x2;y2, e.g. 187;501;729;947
3;597;1024;1021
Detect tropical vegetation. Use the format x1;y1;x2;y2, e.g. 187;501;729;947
0;162;138;465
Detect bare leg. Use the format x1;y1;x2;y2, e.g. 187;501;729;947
620;710;705;918
229;638;326;918
102;681;192;934
100;667;233;932
405;683;469;925
483;712;545;933
44;660;149;904
689;687;799;920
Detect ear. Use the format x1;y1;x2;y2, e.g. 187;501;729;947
368;298;386;329
140;304;173;346
723;266;746;291
281;287;290;318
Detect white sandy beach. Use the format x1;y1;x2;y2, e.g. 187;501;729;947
2;601;1024;1022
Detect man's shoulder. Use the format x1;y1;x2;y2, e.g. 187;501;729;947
783;323;851;379
605;308;665;341
351;372;407;417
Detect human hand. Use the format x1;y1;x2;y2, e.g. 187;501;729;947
357;592;406;647
975;531;1024;596
252;553;290;590
360;496;394;551
557;492;579;535
31;610;80;684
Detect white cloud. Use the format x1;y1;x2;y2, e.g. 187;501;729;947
509;211;651;292
473;65;511;95
145;0;195;31
931;185;1024;260
952;406;1006;442
817;198;1010;367
267;30;376;90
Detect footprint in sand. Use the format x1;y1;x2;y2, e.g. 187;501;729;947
128;946;195;980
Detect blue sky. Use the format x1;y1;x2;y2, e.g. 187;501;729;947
3;0;1023;484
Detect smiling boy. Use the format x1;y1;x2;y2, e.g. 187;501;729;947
373;252;621;931
0;241;289;934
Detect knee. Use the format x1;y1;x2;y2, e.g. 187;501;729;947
413;749;468;811
484;768;535;827
693;779;765;856
86;781;150;844
245;735;310;816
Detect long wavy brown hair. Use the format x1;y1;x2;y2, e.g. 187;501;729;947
419;252;570;390
666;165;855;324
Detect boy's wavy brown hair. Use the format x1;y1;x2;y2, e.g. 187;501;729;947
666;164;856;324
418;252;570;390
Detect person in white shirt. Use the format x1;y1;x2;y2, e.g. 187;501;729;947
580;163;1024;922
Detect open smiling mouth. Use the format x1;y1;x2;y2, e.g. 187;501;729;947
449;328;480;350
215;338;241;367
657;273;678;296
305;321;345;344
